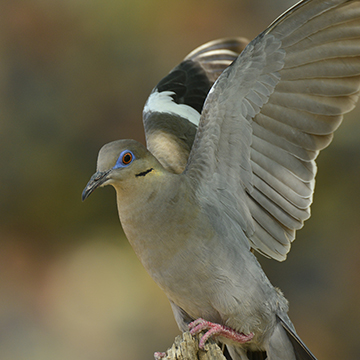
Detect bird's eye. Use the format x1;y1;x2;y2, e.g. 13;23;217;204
122;152;132;164
113;150;135;169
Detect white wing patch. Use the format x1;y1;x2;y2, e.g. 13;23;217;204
143;90;201;126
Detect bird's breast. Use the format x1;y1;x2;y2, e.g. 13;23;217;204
114;175;283;332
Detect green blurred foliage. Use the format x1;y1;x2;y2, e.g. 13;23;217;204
0;0;359;359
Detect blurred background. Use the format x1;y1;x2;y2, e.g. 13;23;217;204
0;0;360;359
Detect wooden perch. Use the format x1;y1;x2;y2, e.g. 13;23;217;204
156;332;226;360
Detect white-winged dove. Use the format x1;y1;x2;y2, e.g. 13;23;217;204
83;1;360;359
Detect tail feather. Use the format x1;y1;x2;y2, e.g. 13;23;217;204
278;316;318;360
246;350;267;360
221;316;317;360
226;345;267;360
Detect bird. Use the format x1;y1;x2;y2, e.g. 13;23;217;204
82;0;360;359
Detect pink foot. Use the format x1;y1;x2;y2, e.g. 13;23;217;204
154;352;167;359
188;318;254;349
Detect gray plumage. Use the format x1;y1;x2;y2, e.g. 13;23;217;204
83;1;360;359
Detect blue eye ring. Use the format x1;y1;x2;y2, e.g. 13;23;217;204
114;150;135;169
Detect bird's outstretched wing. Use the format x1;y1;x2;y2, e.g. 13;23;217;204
185;0;360;261
143;38;248;173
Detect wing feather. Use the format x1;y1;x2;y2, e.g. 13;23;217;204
185;0;360;260
252;122;318;161
275;77;360;96
143;38;248;174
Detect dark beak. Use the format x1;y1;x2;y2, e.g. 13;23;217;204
82;170;111;201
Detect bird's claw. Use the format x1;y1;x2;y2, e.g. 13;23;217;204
188;318;254;349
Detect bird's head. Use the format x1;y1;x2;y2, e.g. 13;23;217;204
82;139;161;201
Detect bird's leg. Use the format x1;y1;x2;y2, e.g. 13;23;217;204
188;318;254;349
154;351;167;359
